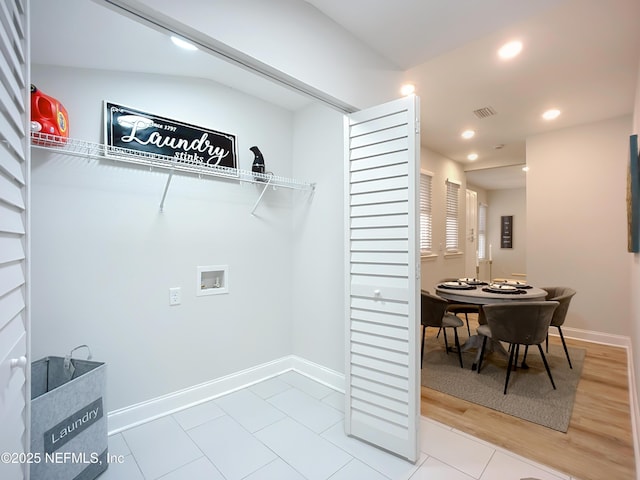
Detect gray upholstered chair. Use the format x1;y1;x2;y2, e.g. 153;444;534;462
476;301;559;394
541;286;577;368
438;278;480;334
421;290;464;368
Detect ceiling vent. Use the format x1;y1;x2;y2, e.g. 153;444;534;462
473;106;497;119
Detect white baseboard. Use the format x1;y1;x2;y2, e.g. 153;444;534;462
551;325;631;348
107;355;345;435
290;356;345;392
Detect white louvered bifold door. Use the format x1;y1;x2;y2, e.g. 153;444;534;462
344;96;420;462
0;1;30;479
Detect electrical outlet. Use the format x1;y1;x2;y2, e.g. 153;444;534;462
169;287;181;306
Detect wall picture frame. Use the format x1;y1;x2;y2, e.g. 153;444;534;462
500;215;513;249
627;134;639;253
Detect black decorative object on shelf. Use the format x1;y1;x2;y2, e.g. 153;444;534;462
250;146;266;181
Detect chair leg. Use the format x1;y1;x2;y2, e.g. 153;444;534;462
557;326;573;369
453;328;463;368
477;335;488;373
521;345;529;368
546;333;549;353
537;344;556;390
504;343;516;394
464;313;471;336
442;328;449;355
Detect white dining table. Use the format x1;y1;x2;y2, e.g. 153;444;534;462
434;283;548;370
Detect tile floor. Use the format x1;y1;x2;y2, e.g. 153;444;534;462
100;371;580;480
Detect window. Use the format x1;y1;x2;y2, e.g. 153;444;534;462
445;179;460;252
478;203;487;260
419;171;433;254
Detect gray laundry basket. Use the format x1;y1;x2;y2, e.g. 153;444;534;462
30;356;107;480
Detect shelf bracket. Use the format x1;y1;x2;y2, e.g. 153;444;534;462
160;170;174;212
250;175;274;215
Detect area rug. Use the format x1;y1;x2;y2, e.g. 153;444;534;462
421;332;586;432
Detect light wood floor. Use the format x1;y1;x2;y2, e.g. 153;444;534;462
420;316;636;480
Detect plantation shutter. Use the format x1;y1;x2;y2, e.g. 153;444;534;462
419;171;432;254
445;179;460;252
344;96;420;462
0;1;30;479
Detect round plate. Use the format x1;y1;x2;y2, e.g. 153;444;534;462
488;283;517;291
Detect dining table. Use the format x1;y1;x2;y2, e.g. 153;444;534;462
435;280;548;370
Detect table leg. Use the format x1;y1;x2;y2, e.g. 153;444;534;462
468;335;509;370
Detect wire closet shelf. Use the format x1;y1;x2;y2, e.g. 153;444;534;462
29;132;316;191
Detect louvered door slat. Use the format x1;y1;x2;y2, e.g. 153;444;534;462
344;96;420;462
351;319;408;340
351;162;408;183
0;143;25;184
351;376;409;403
350;150;407;172
350;308;408;328
351;366;409;392
351;364;408;389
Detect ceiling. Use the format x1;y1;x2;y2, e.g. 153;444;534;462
31;0;640;190
306;0;640;180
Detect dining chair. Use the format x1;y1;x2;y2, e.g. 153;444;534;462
541;286;577;368
420;290;464;368
438;278;480;334
476;301;559;394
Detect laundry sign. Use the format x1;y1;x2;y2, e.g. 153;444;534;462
104;102;238;170
43;398;103;454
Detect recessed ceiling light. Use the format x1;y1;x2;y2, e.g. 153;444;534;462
400;83;415;96
467;153;478;161
461;129;475;139
498;40;523;60
171;36;198;51
522;166;530;172
542;109;561;120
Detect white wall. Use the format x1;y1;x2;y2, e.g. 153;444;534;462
421;147;467;292
487;188;527;280
290;103;346;373
30;65;302;410
116;0;403;110
527;115;632;336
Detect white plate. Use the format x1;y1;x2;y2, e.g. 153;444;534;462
458;278;477;283
489;283;517;291
503;280;528;286
444;281;467;287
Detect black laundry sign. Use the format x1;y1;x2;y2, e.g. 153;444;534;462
104;102;237;170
